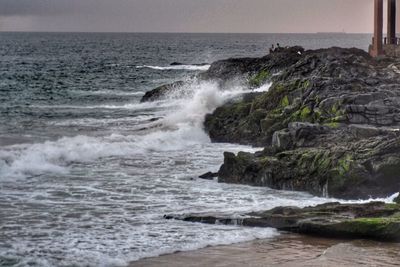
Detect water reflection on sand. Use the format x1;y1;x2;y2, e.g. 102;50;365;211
131;234;400;267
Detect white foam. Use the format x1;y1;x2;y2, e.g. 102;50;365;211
129;224;279;262
50;116;155;127
164;81;226;128
31;100;180;111
136;65;210;71
339;192;399;204
0;79;261;180
253;82;272;92
0;125;212;180
163;80;270;128
0;79;283;182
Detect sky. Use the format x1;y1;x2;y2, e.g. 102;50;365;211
0;0;388;33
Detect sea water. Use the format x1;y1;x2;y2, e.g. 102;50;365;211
0;32;394;267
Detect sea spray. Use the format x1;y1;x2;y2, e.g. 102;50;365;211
0;80;269;180
164;80;272;128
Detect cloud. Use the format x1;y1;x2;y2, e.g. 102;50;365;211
0;0;375;33
0;0;73;16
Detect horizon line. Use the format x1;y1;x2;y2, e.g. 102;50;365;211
0;30;374;35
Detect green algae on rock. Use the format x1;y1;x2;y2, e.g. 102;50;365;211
248;69;271;88
165;202;400;241
203;47;400;199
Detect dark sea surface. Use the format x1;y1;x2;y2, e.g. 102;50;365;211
0;32;394;267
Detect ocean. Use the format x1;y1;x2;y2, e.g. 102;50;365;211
0;32;392;267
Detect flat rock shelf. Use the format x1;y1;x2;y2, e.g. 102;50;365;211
165;202;400;241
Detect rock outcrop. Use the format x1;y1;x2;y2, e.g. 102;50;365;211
203;47;400;199
141;81;184;102
141;46;400;199
165;202;400;241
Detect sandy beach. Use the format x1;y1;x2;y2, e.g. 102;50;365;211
131;234;400;267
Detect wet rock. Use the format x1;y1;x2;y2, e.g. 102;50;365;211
202;47;400;199
347;124;388;138
200;46;304;85
145;47;400;199
140;81;185;102
272;129;292;151
218;152;263;185
288;122;328;141
199;172;218;180
166;202;400;241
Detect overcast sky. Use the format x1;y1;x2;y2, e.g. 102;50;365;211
0;0;386;33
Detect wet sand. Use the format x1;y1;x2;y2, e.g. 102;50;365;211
130;234;400;267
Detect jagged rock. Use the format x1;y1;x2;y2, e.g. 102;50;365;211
147;46;400;199
199;46;305;84
347;124;389;138
288;122;328;141
202;47;400;199
218;152;263;185
140;81;184;102
272;129;292;151
165;202;400;241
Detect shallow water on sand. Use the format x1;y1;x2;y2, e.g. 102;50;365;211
132;234;400;267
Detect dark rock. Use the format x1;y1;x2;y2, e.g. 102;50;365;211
166;202;400;241
148;117;161;122
193;63;210;66
202;46;400;199
141;81;185;102
217;136;400;199
347;124;386;138
218;152;263;185
199;172;218;180
147;47;400;199
200;46;304;83
272;129;292;151
288;122;328;141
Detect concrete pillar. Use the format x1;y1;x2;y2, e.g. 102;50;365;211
388;0;397;44
371;0;384;57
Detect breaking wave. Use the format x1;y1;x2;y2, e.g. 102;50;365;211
0;80;270;180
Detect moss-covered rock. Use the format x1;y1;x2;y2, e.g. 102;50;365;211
202;47;400;199
166;202;400;241
248;69;271;87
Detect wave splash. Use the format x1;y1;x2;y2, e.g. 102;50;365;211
0;80;269;180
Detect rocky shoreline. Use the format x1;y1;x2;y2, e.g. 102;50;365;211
143;46;400;240
203;47;400;200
